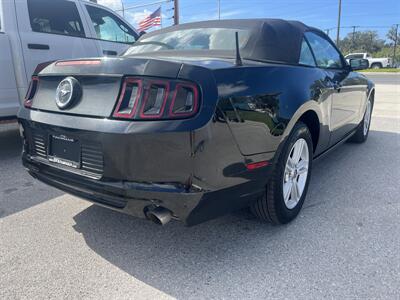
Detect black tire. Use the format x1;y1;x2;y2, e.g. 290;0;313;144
348;95;373;143
251;122;313;224
371;63;382;69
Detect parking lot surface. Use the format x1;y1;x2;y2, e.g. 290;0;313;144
0;74;399;299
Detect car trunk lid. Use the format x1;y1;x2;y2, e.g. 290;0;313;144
31;57;183;117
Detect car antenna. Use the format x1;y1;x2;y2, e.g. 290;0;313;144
235;32;243;66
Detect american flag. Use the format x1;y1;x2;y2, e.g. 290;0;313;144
138;7;162;32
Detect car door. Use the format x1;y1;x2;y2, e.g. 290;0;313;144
80;3;138;57
15;0;99;81
305;32;365;146
0;33;20;117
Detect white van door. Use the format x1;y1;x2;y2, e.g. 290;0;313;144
0;33;19;118
80;2;138;56
15;0;100;80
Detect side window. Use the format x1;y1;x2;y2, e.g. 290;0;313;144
27;0;85;37
347;54;363;59
86;6;137;43
299;39;316;66
305;32;343;69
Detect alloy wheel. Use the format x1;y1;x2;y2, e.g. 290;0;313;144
364;99;372;136
282;138;310;209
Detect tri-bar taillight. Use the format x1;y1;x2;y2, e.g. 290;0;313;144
113;77;199;120
24;76;39;108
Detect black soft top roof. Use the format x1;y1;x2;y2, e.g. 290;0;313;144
140;19;323;64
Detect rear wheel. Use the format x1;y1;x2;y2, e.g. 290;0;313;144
371;63;382;69
251;122;313;224
348;96;373;143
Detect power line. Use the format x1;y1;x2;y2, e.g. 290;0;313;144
115;0;172;12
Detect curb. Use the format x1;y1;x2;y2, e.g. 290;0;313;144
360;72;400;75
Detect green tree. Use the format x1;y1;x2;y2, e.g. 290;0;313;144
386;25;399;64
386;25;400;45
339;31;385;55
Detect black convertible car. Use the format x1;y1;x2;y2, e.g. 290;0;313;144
18;19;374;226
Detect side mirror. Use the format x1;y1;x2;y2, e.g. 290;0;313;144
139;31;146;37
349;58;369;71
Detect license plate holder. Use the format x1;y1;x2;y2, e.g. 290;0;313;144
48;134;81;169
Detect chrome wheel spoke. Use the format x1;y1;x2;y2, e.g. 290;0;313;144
291;139;304;163
296;160;308;174
291;182;300;202
288;157;296;169
283;182;292;202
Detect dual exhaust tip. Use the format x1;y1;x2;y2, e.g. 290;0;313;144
145;206;173;226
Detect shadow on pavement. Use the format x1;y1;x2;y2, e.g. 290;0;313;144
72;130;399;298
0;126;63;218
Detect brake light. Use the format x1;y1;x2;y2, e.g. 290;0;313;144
24;76;39;108
55;60;101;66
169;83;199;117
139;81;169;119
113;77;199;120
113;78;142;118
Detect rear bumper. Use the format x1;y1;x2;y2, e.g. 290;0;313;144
18;109;273;225
23;155;265;226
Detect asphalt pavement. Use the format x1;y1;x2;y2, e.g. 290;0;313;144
361;72;400;85
0;74;399;299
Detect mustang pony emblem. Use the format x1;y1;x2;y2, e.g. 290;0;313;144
55;77;81;109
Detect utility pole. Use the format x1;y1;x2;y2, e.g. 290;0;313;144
394;24;399;66
120;0;125;18
217;0;221;20
336;0;342;46
174;0;179;25
351;26;359;51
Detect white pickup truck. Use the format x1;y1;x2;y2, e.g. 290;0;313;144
0;0;138;119
345;52;392;69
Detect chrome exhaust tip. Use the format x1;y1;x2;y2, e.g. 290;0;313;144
145;207;172;225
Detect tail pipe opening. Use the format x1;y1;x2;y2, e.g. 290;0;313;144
145;206;173;225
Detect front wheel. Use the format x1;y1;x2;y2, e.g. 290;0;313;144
251;122;313;224
348;96;373;143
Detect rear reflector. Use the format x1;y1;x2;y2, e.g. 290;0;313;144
246;161;269;170
55;60;101;66
24;76;39;108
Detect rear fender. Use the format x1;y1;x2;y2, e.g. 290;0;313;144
278;100;326;159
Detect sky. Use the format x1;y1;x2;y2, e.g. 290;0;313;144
98;0;400;40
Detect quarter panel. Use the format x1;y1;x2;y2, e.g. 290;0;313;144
214;64;330;156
